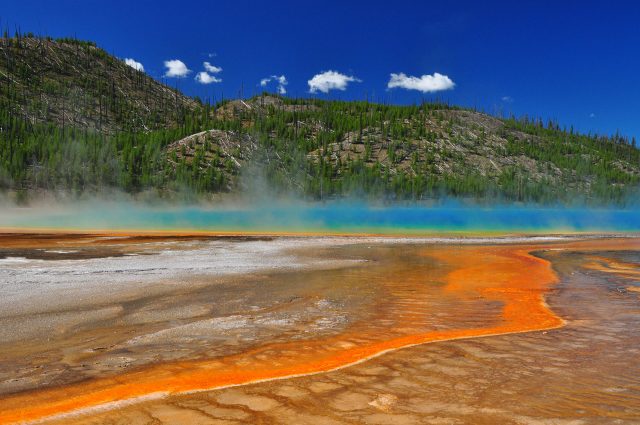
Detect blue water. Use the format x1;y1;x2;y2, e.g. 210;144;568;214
2;203;640;234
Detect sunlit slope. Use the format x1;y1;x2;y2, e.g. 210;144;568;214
0;36;199;133
203;96;640;203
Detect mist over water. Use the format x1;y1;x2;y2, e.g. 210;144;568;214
1;201;639;234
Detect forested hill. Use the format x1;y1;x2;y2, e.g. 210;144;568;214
1;34;639;205
0;34;199;133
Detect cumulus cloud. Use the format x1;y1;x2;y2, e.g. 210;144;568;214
387;72;455;93
124;58;144;72
260;75;288;94
203;61;222;73
308;70;360;94
195;71;222;84
164;59;190;77
195;61;222;84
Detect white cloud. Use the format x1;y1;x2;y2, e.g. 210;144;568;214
124;58;144;72
164;59;190;77
195;71;222;84
203;61;222;73
387;72;455;93
308;70;360;94
501;96;513;103
260;74;288;94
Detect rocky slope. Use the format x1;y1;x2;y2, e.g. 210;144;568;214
161;95;640;203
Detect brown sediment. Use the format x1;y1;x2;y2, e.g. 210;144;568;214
584;254;640;293
585;255;640;277
0;238;577;424
0;226;629;239
0;232;275;249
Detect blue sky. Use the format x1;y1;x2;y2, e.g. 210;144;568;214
3;1;640;139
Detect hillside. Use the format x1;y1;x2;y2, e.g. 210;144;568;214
0;34;199;133
0;34;639;204
165;96;640;203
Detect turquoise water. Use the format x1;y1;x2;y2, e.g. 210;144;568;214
2;203;640;234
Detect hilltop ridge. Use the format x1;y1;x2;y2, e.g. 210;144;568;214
0;34;198;133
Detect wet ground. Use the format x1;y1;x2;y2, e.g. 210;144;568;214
0;234;638;424
0;235;370;397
